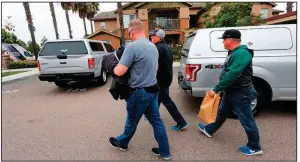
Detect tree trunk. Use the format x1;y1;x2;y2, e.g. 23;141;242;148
117;2;125;46
49;2;59;39
90;20;94;33
23;2;38;60
286;2;293;13
83;17;87;36
65;10;73;39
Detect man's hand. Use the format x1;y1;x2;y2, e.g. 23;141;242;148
207;90;216;97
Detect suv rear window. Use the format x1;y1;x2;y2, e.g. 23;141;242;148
89;42;105;52
104;43;115;52
39;41;88;56
183;35;195;51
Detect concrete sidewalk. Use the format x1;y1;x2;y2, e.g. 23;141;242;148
2;68;39;83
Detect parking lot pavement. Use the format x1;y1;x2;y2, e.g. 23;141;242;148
2;68;296;160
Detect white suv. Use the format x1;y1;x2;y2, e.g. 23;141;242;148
38;39;114;87
178;24;296;116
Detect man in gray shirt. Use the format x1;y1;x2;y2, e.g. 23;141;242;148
109;19;171;161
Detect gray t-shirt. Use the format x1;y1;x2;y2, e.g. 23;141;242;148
119;38;158;88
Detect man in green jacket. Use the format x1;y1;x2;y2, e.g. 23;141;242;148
197;29;263;156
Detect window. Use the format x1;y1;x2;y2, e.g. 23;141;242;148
89;42;104;52
260;8;268;19
100;22;106;29
183;35;195;51
104;43;115;52
210;27;293;52
39;41;88;56
103;40;111;44
123;14;136;28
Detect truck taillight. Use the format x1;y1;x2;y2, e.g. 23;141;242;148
186;64;201;82
37;61;41;71
88;58;95;69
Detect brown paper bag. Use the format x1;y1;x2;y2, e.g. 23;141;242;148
198;91;221;124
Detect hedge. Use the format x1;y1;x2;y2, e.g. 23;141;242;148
7;60;37;69
171;46;182;62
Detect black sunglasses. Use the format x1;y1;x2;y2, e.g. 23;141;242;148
129;29;134;36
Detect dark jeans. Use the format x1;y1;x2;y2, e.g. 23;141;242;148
116;88;171;157
158;87;187;126
205;88;262;151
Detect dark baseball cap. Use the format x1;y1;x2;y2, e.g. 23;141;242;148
218;29;241;39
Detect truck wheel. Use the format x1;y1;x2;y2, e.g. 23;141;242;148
96;69;107;85
229;81;271;119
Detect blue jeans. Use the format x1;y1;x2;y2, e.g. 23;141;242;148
205;88;262;151
158;88;187;126
116;88;171;157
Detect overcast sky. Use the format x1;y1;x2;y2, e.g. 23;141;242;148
1;2;296;44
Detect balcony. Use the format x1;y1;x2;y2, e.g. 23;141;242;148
149;19;180;30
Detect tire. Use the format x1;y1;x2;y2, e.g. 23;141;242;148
96;69;107;85
54;81;69;88
229;81;271;119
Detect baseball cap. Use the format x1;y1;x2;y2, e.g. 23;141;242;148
218;29;241;39
150;29;165;39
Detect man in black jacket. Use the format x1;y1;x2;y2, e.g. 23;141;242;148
150;29;188;131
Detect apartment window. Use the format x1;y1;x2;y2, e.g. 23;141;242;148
260;8;268;19
100;22;106;29
103;40;111;44
123;14;136;28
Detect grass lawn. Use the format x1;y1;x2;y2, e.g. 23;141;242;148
2;71;28;77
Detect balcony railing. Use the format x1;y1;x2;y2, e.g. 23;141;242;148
149;19;180;30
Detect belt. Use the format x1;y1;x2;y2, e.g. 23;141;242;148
131;84;159;93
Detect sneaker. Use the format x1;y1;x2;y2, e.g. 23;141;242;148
109;137;128;151
197;123;212;138
171;123;188;131
151;148;171;161
238;145;263;156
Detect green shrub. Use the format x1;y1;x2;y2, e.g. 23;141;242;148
7;60;37;69
171;45;182;62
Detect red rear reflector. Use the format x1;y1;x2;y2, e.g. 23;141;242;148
88;58;95;69
186;64;201;82
37;61;41;71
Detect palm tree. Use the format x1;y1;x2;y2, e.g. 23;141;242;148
72;2;89;37
117;2;125;46
23;2;38;60
86;3;100;34
61;2;73;39
49;2;59;39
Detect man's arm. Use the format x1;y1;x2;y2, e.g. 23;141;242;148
114;64;129;76
113;46;134;76
213;52;252;93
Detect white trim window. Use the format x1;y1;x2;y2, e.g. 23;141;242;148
260;8;268;19
123;14;136;28
100;22;106;29
104;40;111;44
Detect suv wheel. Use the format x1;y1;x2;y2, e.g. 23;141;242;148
229;83;270;119
54;81;69;88
96;69;107;85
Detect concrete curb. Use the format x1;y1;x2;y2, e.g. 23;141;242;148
2;69;39;83
1;62;180;83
